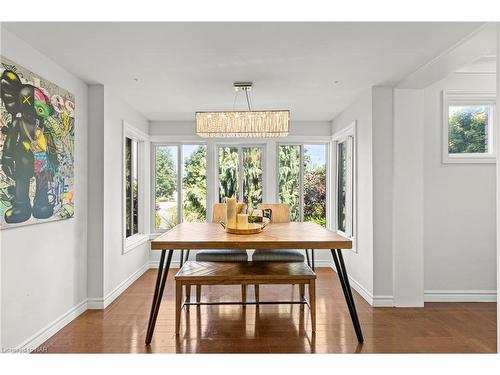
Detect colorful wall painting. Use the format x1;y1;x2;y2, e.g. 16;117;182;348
0;56;75;229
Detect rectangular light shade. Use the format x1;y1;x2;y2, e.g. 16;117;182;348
196;110;289;138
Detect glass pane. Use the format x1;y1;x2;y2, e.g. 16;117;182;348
132;140;139;235
218;147;239;202
278;145;301;221
242;147;263;212
304;144;327;227
125;137;132;237
337;142;346;232
448;105;490;154
155;145;178;230
182;145;207;222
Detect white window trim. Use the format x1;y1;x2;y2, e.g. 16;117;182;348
275;142;330;225
123;121;149;254
332;121;357;252
442;91;496;164
151;142;209;233
215;143;266;210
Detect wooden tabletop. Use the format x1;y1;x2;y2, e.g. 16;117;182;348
151;222;352;250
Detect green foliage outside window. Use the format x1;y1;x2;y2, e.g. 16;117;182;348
304;164;326;227
278;145;327;226
278;145;301;221
242;147;263;211
449;106;489;154
183;146;207;222
155;146;177;200
218;147;239;202
155;145;206;230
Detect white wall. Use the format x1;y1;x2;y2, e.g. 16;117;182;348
393;89;425;306
0;29;88;349
87;85;105;301
423;73;497;300
87;86;152;307
332;90;375;300
102;90;150;298
372;87;395;301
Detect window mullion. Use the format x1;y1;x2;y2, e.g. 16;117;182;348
238;146;244;203
177;145;182;224
299;145;304;222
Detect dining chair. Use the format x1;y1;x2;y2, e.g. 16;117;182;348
190;202;249;304
251;203;314;302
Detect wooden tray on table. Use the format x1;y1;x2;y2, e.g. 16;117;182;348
220;221;268;235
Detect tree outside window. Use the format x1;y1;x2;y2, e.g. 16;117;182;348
154;144;206;230
278;144;327;226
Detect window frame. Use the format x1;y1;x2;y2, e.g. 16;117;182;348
332;122;356;252
122;121;149;254
215;143;266;210
442;91;496;164
276;142;330;224
151;142;208;233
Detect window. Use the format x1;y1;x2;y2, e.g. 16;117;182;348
332;123;355;243
443;92;496;163
153;144;207;231
125;137;139;237
123;122;148;253
218;145;264;212
278;144;328;226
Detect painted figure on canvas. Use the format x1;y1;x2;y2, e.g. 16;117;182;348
0;57;75;228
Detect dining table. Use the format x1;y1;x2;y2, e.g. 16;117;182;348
145;221;363;344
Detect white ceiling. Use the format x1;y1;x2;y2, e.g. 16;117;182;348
3;22;484;121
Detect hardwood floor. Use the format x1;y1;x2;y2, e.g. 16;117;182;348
37;268;497;353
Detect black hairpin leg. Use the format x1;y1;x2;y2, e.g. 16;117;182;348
305;249;311;268
180;249;185;267
331;249;363;343
311;249;315;271
145;249;174;345
184;250;190;263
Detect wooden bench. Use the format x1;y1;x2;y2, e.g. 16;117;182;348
174;261;316;334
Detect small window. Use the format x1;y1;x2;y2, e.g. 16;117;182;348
332;122;356;245
443;92;496;163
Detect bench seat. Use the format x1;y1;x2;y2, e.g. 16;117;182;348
174;261;316;334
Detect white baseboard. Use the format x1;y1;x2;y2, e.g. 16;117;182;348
149;260;181;269
88;262;150;309
424;290;497;302
326;261;394;307
14;299;88;353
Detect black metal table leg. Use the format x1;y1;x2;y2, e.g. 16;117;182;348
180;249;185;267
145;250;165;340
305;249;311;267
311;249;315;271
184;250;190;263
331;249;364;343
145;249;174;345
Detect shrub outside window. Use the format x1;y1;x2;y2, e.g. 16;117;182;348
443;92;496;164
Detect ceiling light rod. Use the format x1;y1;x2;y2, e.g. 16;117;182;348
234;82;252;111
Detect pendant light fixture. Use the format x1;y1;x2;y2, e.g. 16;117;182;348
195;82;290;138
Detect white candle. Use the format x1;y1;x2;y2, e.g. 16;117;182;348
237;214;249;229
226;197;237;229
